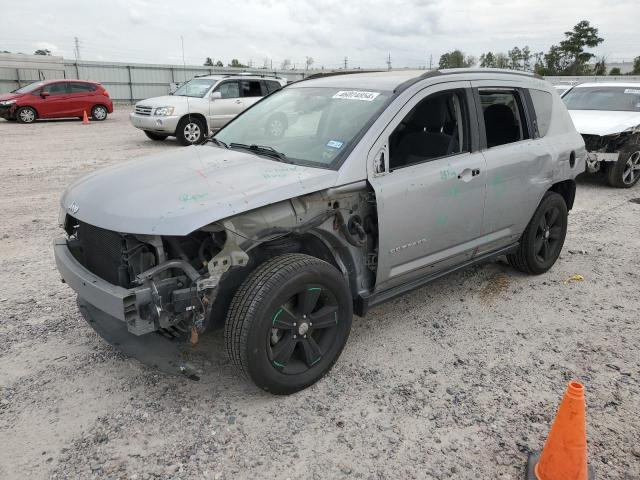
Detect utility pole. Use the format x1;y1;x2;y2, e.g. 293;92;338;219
386;53;392;71
429;54;433;70
343;57;348;69
74;37;81;61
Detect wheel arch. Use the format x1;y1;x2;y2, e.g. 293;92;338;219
17;105;39;118
176;112;208;134
548;179;576;210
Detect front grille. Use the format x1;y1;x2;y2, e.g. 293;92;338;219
135;105;153;116
76;221;129;286
581;134;608;152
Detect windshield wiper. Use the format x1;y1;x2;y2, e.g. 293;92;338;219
229;143;292;162
209;137;229;149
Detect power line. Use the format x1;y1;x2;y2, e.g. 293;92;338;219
386;53;392;71
343;56;348;69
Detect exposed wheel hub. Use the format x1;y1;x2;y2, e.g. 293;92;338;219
297;321;309;336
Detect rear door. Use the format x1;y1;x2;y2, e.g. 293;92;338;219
209;80;243;128
68;82;97;116
239;80;264;110
470;81;554;256
368;81;487;291
39;82;72;118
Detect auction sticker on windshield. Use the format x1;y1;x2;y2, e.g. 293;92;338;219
333;91;380;101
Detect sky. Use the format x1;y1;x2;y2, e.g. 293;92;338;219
2;0;639;69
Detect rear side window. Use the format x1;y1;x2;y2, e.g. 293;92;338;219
264;80;282;94
70;82;96;93
42;82;69;96
240;80;262;98
529;89;553;137
480;90;529;148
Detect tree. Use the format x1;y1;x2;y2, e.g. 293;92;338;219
559;20;604;75
203;57;214;66
609;67;621;76
521;46;532;71
592;56;606;76
439;50;475;69
631;56;640;75
479;52;496;68
305;56;314;70
508;47;522;70
280;59;291;70
495;53;509;69
215;60;223;67
34;49;51;56
228;59;246;68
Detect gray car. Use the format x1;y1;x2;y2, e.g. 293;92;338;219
54;69;585;394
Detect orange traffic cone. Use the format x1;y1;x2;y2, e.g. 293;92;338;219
82;110;89;124
526;381;594;479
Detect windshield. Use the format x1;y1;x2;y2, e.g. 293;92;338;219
214;87;391;168
12;82;44;94
562;86;640;112
173;78;218;98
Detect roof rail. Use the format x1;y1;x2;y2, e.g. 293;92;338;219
300;70;383;82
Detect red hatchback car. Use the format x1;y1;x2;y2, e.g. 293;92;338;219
0;79;113;123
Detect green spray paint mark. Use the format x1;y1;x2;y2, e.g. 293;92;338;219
310;357;322;366
437;213;448;226
178;193;208;202
308;287;321;292
273;361;285;368
439;164;457;181
447;184;461;198
272;308;283;326
490;174;507;198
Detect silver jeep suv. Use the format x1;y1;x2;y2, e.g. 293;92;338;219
56;69;585;394
129;73;286;145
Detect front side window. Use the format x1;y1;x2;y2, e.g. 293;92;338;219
42;82;69;96
562;86;640;112
389;90;468;170
480;90;529;148
173;78;217;98
216;81;240;99
215;87;391;169
240;80;263;98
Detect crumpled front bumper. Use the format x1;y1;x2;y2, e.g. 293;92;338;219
53;237;156;335
586;151;619;163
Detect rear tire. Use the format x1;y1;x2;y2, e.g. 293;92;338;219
91;105;108;121
508;192;568;275
607;148;640;188
144;131;168;141
16;107;36;124
176;116;206;146
225;253;353;395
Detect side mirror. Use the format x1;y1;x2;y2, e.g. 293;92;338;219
40;91;50;98
210;91;222;100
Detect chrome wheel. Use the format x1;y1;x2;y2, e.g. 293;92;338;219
183;122;201;143
92;106;107;120
18;108;36;123
622;151;640;186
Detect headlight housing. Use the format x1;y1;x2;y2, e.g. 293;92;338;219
154;106;174;116
623;124;640;134
0;99;16;106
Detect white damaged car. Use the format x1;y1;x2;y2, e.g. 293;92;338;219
563;82;640;187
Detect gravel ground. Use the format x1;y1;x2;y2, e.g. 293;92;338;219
0;107;639;480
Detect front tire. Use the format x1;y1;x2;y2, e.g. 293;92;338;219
508;192;568;275
176;116;206;146
225;254;353;395
16;107;37;124
91;105;108;121
607;148;640;188
144;131;168;141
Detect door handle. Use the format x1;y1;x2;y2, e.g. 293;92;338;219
457;168;480;182
472;168;480;176
235;99;242;104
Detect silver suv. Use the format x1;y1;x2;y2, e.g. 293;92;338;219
129;74;286;145
55;69;585;394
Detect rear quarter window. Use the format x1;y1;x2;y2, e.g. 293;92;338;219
529;89;553;137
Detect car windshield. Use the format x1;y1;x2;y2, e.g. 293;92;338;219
562;86;640;112
214;87;391;168
12;82;44;94
173;78;218;98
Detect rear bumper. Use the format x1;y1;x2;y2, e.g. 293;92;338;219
129;112;179;134
54;237;156;335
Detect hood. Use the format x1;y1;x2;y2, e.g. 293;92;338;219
61;146;339;236
0;93;20;102
568;109;640;136
136;95;198;108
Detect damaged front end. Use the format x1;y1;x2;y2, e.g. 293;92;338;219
582;130;640;173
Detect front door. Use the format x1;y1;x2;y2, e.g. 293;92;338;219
38;82;72;118
368;82;487;291
209;80;243;129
